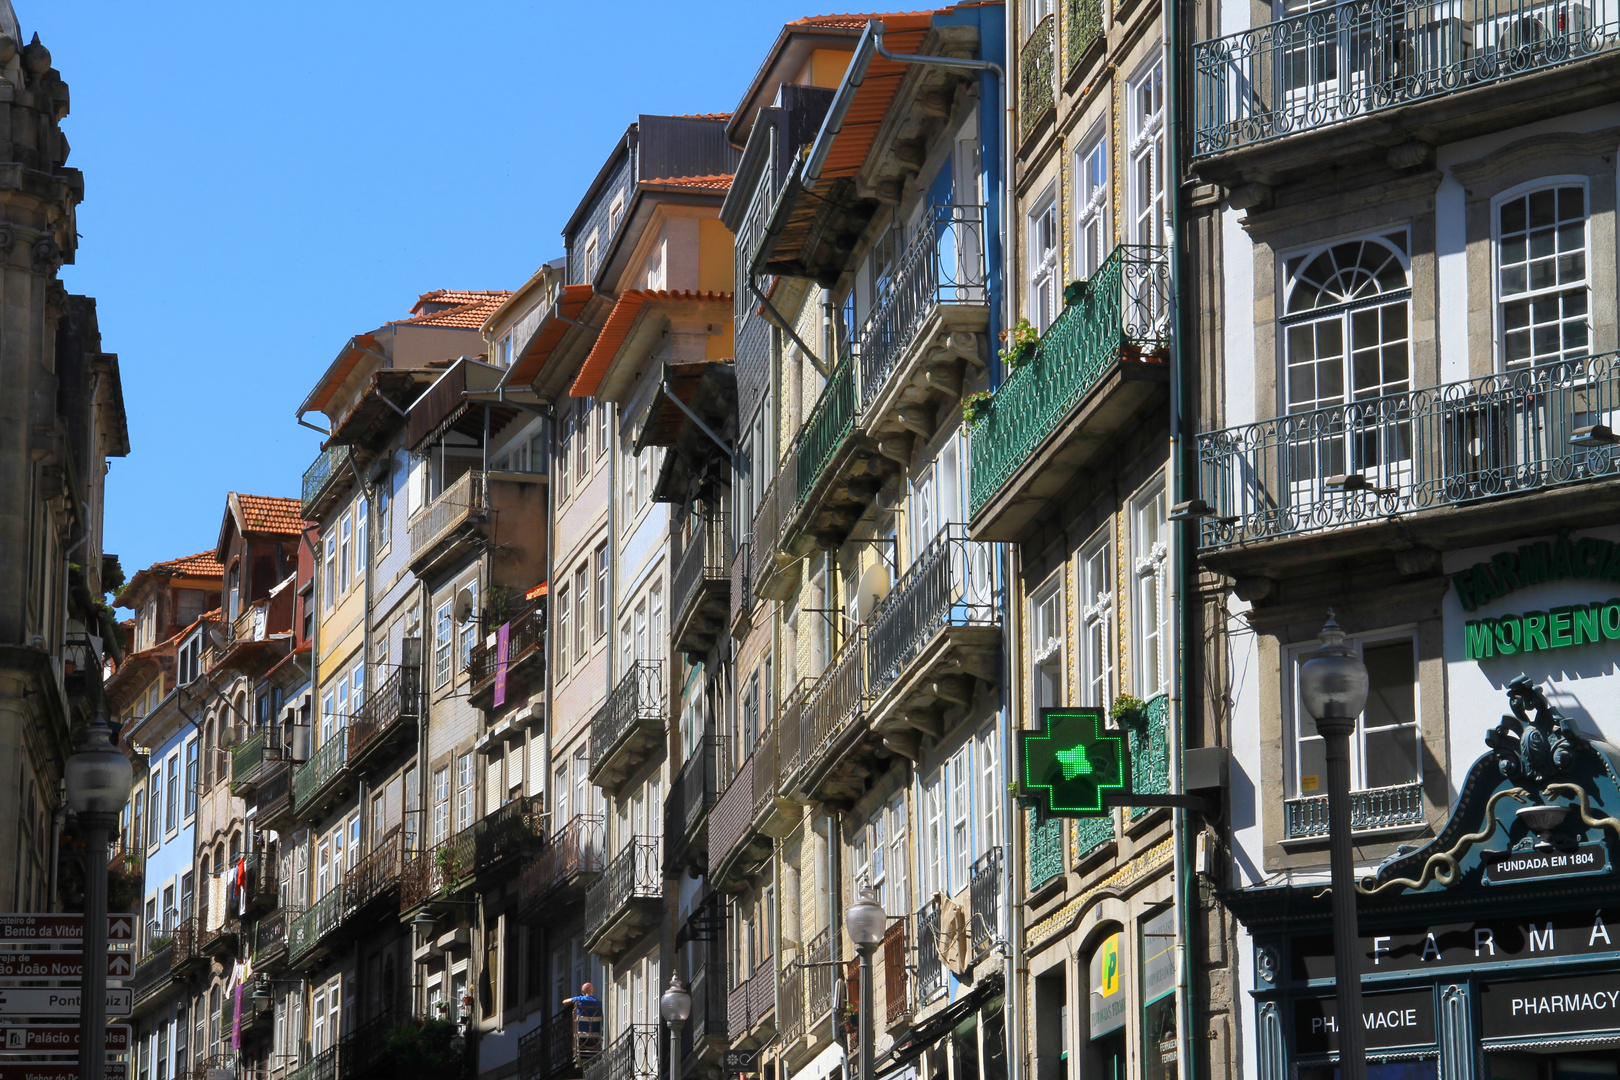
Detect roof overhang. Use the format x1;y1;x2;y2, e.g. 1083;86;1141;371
503;284;599;398
296;332;384;424
642;361;738;506
326;368;438;449
571;291;735;403
596;181;731;292
726;20;868;147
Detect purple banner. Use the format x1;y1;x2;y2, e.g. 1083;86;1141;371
493;622;510;708
231;982;242;1049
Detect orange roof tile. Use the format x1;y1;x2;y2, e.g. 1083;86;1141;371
679;112;732;120
646;174;734;191
789;10;936;26
817;13;936;179
235;494;308;536
154;551;226;579
570;290;734;398
507;284;595;388
399;291;514;330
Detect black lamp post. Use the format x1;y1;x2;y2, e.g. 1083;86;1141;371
1298;611;1370;1080
660;975;691;1080
844;887;886;1080
67;718;134;1080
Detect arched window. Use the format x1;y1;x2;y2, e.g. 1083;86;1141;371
203;717;216;787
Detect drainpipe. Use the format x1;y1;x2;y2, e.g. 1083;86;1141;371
1164;0;1201;1076
48;778;64;910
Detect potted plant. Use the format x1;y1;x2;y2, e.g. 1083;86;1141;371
1110;693;1147;725
1063;278;1088;305
998;317;1038;369
962;391;993;425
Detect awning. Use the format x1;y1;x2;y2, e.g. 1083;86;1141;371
882;969;1004;1068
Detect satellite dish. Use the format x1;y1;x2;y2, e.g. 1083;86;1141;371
855;562;892;622
453;587;477;625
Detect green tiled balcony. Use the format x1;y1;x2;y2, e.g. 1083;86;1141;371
230;730;269;796
793;358;857;507
969;244;1172;541
293;729;350;816
1127;694;1171;821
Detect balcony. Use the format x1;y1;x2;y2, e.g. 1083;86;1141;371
969;846;1002;955
782;632;871;805
751;475;799;602
401;797;544;911
679;909;728;1061
582;1025;658;1080
1284;780;1427;840
469;609;544;705
302;444;354;520
520;1003;603;1080
170;916;208;977
1127;694;1172;823
671;508;731;660
231;729;272;796
583;837;662;960
727;960;776;1047
517;814;606;922
709;725;800;889
293;728;353;819
1195;353;1620;572
1066;0;1103;72
588;660;666;794
664;737;717;875
1192;0;1620;178
348;665;420;776
288;889;344;969
408;469;487;575
288;1044;339;1080
344;826;406;917
254;761;294;829
131;941;177;1014
730;542;753;637
865;526;1000;754
858;205;989;445
805;930;835;1031
253;905;295;973
915;899;944;1005
1020;15;1056;139
969;244;1172;541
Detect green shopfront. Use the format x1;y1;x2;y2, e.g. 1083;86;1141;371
1233;675;1620;1079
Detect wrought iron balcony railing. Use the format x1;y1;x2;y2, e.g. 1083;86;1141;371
666;736;718;844
522;1002;603;1080
344;827;405;913
288;888;343;963
1197;353;1620;549
858;204;988;412
1193;0;1620;158
796;632;867;789
867;526;998;693
583;1024;658;1080
915;898;944;1004
255;905;295;958
409;470;487;560
231;730;269;794
969;244;1171;516
402;797;543;910
686;943;729;1049
584;837;662;948
469;609;544;694
732;541;753;631
132;942;175;1005
792;358;858;508
1067;0;1103;70
293;728;348;811
728;958;776;1038
349;665;420;764
518;814;605;920
1285;780;1427;839
302;444;353;518
969;846;1002;953
1020;15;1057;137
589;660;666;770
672;508;731;653
805;929;834;1025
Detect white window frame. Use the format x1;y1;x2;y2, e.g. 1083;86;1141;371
434;600;453;688
1027;184;1060;332
1130;478;1169;699
1285;629;1422;798
1079;525;1115;710
1074;125;1110;280
1127;57;1166;250
1492;176;1591;370
1030;573;1064;710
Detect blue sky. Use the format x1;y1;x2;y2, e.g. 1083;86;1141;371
29;0;844;591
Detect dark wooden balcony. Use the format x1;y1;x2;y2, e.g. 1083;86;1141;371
587;661;666;795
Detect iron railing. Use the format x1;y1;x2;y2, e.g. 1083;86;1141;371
858;205;988;412
590;660;666;765
1193;0;1620;157
667;736;718;843
293;728;348;811
915;898;944;1004
518;814;605;919
349;665;420;762
868;526;997;694
970;244;1171;516
774;680;813;794
584;838;662;945
288;889;343;963
470;608;544;691
583;1025;658;1080
806;929;835;1024
255;905;295;956
1197;352;1620;549
687;942;729;1048
732;541;753;629
524;1002;603;1080
882;917;910;1024
673;508;731;641
302;444;353;517
402;797;543;910
256;762;293;823
409;470;486;558
780;957;807;1042
287;1043;340;1080
132;942;175;1005
1285;780;1426;838
1067;0;1104;69
729;959;776;1037
793;358;858;507
709;750;756;872
230;730;269;793
345;827;405;912
750;479;779;597
1020;15;1057;136
969;846;1002;953
798;632;867;788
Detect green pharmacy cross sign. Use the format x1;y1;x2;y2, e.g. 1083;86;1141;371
1020;708;1128;817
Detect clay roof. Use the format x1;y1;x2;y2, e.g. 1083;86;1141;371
506;284;596;388
154;551;225;578
789;10;936;26
646;174;734;191
234;494;307;536
400;291;514;330
571;290;735;398
678;112;732;120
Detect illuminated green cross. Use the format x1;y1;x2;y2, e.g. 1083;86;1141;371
1019;708;1127;817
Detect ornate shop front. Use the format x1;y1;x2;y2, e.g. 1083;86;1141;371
1232;679;1620;1079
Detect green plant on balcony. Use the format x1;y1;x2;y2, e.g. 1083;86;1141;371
383;1018;465;1074
1109;693;1146;725
434;847;465;889
962;391;993;425
998;318;1038;368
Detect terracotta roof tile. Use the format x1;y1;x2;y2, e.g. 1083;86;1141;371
235;494;308;536
153;551;226;579
571;290;734;398
678;112;732;120
789;10;936;26
400;289;514;330
646;174;734;191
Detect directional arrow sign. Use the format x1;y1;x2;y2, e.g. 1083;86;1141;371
0;987;131;1017
0;953;132;980
0;1025;131;1053
0;1063;128;1080
0;916;137;944
1018;708;1128;817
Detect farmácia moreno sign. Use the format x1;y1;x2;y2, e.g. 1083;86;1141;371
1455;530;1620;660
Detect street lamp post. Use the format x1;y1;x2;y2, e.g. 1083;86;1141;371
844;888;886;1080
1298;611;1371;1080
660;975;691;1080
66;717;134;1080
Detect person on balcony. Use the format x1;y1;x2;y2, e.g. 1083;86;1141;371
567;982;602;1054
